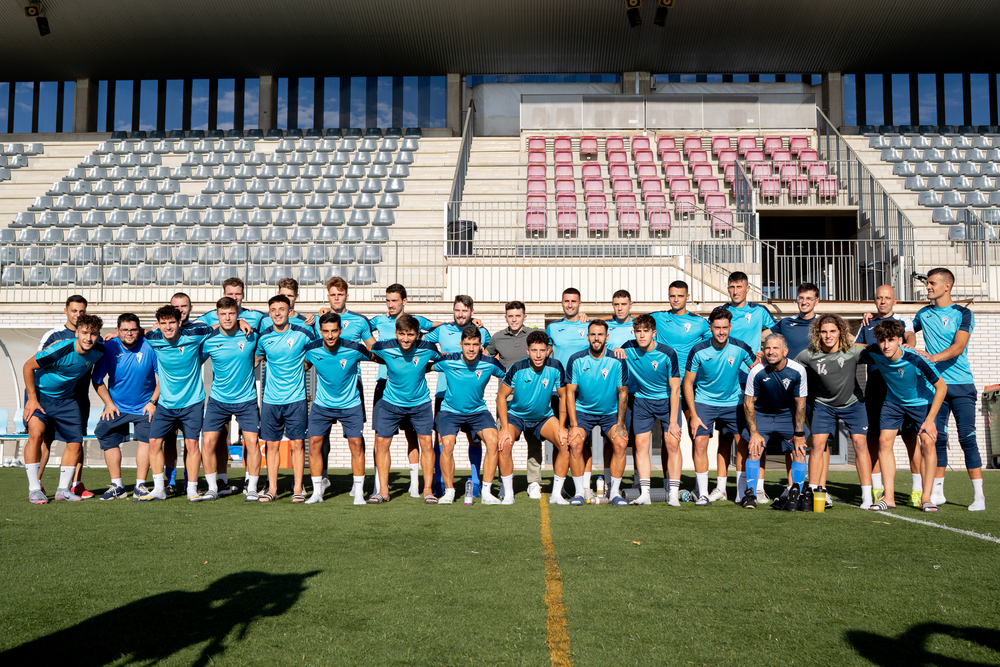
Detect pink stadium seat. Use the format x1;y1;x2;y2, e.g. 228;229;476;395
691;163;714;184
583;179;604;196
799;149;819;163
646;195;671;235
586;201;609;234
554;150;573;165
779;164;801;184
668;178;690;194
663;163;686;179
636;163;658;179
580;136;598;158
704;193;727;210
616;199;641;235
609;163;630;179
554;136;572;152
789;136;810;155
528;151;546;164
674;194;697;217
584;192;607;204
711;136;733;156
745;149;765;162
605;136;625;156
527;136;546;152
771;149;792;162
527;164;546;178
608;151;628;165
698;178;720;198
807;162;829;183
633;149;655;164
555;178;575;195
640;179;662;198
554;164;574;179
527;178;547;195
630;136;651;155
759;177;781;199
656;136;676;152
817;176;839;198
526;195;547;235
788;176;810;199
556;195;577;234
717;150;738;168
737;136;757;155
682;136;702;155
762;136;783;156
688;149;708;164
659;149;682;164
615;192;636;205
581;162;602;179
751;163;774;184
612;177;633;195
710;209;735;234
723;164;736;186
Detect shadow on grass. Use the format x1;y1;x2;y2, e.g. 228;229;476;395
0;570;320;666
847;622;1000;666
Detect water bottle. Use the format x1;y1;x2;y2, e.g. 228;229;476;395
464;480;474;506
595;476;605;498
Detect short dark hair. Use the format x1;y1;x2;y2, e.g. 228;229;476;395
927;267;955;286
395;313;419;333
526;330;549;347
216;297;239;312
612;289;632;301
633;314;656;331
562;287;581;298
319;312;342;328
267;295;290;308
170;292;191;304
709;307;732;323
277;277;299;295
76;313;103;333
504;300;525;313
454;294;474;310
873;318;905;342
117;313;140;328
66;295;87;308
155;305;182;322
222;277;245;292
461;324;482;342
797;282;820;298
727;271;748;285
386;283;407;300
668;280;689;292
588;319;609;333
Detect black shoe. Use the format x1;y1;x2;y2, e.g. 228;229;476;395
742;488;757;509
771;493;789;511
786;483;800;512
217;481;235;497
799;486;814;512
165;484;178;497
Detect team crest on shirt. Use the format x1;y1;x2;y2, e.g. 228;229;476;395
542;378;549;388
287;339;294;349
942;316;950;327
475;369;483;379
745;314;752;323
684;323;691;332
837;357;844;368
413;358;420;367
782;378;791;389
578;329;586;338
340;359;347;369
178;345;185;354
651;360;659;371
727;356;735;367
601;368;609;379
898;369;905;378
136;352;143;362
238;341;245;352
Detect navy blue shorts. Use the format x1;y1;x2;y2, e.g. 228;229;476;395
866;374;916;436
375;400;433;438
261;400;308;441
742;412;797;452
632;397;676;434
507;414;557;444
203;398;260;434
434;395;482;444
693;402;743;438
27;394;85;444
811;401;868;437
575;411;625;440
880;400;929;433
308;403;365;439
94;411;152;450
435;409;498;438
372;378;387;424
150;403;204;441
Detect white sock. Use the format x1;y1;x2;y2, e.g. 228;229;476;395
552;475;565;497
502;474;514;498
667;479;679;500
912;473;922;493
716;475;727;492
861;485;872;505
872;472;883;489
352;475;364;495
573;475;586;496
206;472;218;493
735;471;746;498
187;481;199;496
756;478;765;493
218;473;228;484
696;471;708;498
58;466;74;489
152;473;165;494
482;482;495;498
136;476;145;487
972;478;984;499
409;463;419;483
603;467;611;483
111;477;123;488
247;475;259;495
810;484;819;491
583;471;592;489
934;477;945;492
610;476;622;497
311;476;323;496
26;463;41;491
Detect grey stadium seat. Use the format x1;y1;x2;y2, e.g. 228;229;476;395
350;266;376;285
106;266;129;285
149;246;173;265
245;266;266;285
358;245;382;264
240;227;263;242
300;210;321;226
277;246;301;264
130;265;156;285
164;227;187;242
297;266;321;285
932;208;961;224
186;266;211;285
348;210;370;226
25;267;50;286
227;210;250;226
340;227;364;244
250;210;273;226
315;227;337;242
252;247;277;264
332;246;356;264
266;266;293;285
290;227;312;242
275;210;297;226
174;245;199;265
305;246;329;264
323;210;346;226
200;246;225;265
266;227;288;242
51;266;77;286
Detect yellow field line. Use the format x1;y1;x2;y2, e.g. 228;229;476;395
539;495;572;667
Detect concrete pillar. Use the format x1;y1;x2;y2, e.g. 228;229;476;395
259;75;278;132
621;72;652;95
72;78;99;133
446;73;462;136
822;72;844;129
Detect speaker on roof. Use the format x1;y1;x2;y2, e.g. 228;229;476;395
654;0;673;27
625;0;641;27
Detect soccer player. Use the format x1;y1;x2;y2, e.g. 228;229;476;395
91;314;159;500
21;314;105;503
259;278;316;329
684;308;757;505
914;268;985;511
616;315;682;505
161;291;194;496
432;326;507;504
861;319;946;512
200;297;261;502
141;306;214;501
370;314;441;503
741;334;808;509
424;295;491;495
604;290;637;486
256;295;317;503
303;312;372;505
856;285;920;505
369;284;437;497
565;320;630;506
795;314;874;508
496;331;570;503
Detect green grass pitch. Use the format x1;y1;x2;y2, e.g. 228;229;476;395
1;469;998;666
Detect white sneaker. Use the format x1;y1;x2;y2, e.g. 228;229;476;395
305;494;323;504
549;494;569;505
527;482;542;500
501;495;515;505
708;488;727;503
759;490;770;505
695;495;711;506
584;488;596;503
630;492;652;505
969;498;986;511
481;494;501;505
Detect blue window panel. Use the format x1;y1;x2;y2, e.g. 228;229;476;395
298;77;314;129
322;77;339;129
843;74;857;126
970;73;990;126
0;82;7;132
758;74;776;83
191;79;209;130
13;82;33;133
377;76;392;128
402;76;418;127
917;73;937;125
891;73;910;126
429;75;446;127
349;77;366;128
217;79;235;130
61;81;74;132
864;74;883;126
943;73;963;126
138;80;157;132
243;78;259;129
164;80;183;131
276;77;288;129
37;82;58;133
785;74;802;83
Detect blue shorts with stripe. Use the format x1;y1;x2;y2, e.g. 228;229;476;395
810;401;868;437
506;414;557;445
693;402;743;438
575;411;627;441
261;400;308;441
203;398;260;434
375;400;434;438
632;397;675;435
435;409;497;438
27;394;85;444
880;400;929;433
94;411;152;450
308;404;365;439
150;403;204;441
742;412;797;452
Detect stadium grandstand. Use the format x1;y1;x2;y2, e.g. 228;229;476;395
1;1;1000;664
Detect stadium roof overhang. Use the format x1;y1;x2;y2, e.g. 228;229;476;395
1;0;996;80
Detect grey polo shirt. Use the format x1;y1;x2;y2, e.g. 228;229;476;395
486;326;537;369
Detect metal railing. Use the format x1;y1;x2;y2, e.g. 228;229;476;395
446;99;476;227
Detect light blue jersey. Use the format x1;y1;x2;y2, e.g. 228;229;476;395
721;302;775;371
304;339;370;410
914;304;975;386
145;323;214;410
649;311;711;374
432;353;506;414
369;313;434;380
546;318;590;373
620;341;679;401
503;358;565;422
257;324;317;405
35;338;105;400
201;329;259;404
423;322;492;397
606;318;638;393
316;310;374;344
197;307;266;331
860;345;941;407
370;340;441;407
566;349;630;415
259;311;309;332
686;338;757;407
92;337;157;414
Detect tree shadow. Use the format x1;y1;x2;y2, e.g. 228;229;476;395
1;570;320;666
847;622;1000;666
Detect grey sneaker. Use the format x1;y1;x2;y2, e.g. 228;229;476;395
54;487;82;501
584;488;596;503
28;489;48;504
133;482;150;498
695;494;711;506
100;484;127;500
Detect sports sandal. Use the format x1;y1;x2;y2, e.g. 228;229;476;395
870;499;894;511
423;494;438;504
258;492;277;503
291;493;306;503
367;493;388;504
921;502;939;513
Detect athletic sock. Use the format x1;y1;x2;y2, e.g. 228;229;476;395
502;474;514;498
861;485;872;503
442;488;456;502
136;475;145;487
745;460;760;496
696;471;708;498
111;477;123;488
934;477;945;493
247;475;259;495
552;475;566;498
206;472;218;493
165;467;176;485
573;475;586;496
912;473;922;494
791;461;807;488
409;463;420;483
26;463;41;492
310;476;324;498
352;475;364;497
756;478;765;494
583;471;592;489
58;466;74;490
716;475;727;492
187;481;199;496
809;483;819;491
667;479;678;501
218;473;228;485
872;472;883;489
735;471;746;498
638;478;651;499
610;476;622;497
972;478;984;499
152;473;165;495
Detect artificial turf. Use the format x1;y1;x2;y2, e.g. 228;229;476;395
0;468;998;666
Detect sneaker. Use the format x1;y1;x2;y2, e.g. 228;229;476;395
969;498;986;512
217;481;234;497
70;482;93;499
549;493;569;505
133;482;150;498
305;494;324;504
188;492;203;502
197;490;219;502
527;482;542;500
100;484;127;501
481;494;501;505
438;493;455;505
786;484;801;512
408;485;421;499
165;484;178;497
823;488;833;509
667;492;680;507
695;494;711;506
632;492;653;506
569;495;585;506
758;489;770;505
28;489;48;504
873;488;884;504
136;491;166;501
798;487;814;512
771;494;789;511
708;488;727;503
584;489;596;504
54;487;82;501
742;489;757;509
